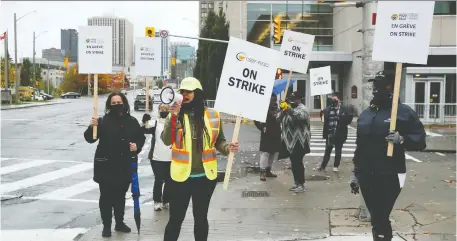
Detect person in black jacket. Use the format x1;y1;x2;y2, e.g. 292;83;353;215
84;92;145;238
319;93;353;172
350;71;426;241
254;94;281;181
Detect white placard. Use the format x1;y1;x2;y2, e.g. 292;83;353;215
215;37;279;122
78;26;112;74
135;37;162;77
310;66;332;96
279;30;315;74
372;1;435;65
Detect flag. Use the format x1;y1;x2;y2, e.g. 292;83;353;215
0;32;6;40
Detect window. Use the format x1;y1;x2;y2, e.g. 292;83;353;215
247;3;272;21
208;3;214;8
218;2;223;8
434;1;456;15
201;3;207;8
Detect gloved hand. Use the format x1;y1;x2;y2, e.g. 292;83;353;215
279;101;289;110
385;131;404;144
142;113;151;124
350;172;359;195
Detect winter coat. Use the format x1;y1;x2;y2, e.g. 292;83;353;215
254;111;282;153
84;114;146;184
353;103;426;174
322;105;354;144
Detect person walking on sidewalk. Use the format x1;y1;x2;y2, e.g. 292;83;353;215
142;104;172;212
161;77;240;241
319;93;353;172
254;94;281;181
349;70;426;241
277;91;311;193
84;92;145;238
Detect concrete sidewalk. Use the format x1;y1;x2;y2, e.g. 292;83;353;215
0;100;70;110
78;150;455;241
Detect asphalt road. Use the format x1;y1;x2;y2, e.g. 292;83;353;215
1;91;454;241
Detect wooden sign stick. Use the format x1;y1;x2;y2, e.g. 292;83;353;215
145;77;149;128
387;62;403;156
281;71;293;102
223;116;242;190
320;95;325;123
93;74;99;139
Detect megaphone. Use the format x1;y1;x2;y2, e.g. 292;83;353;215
160;86;183;105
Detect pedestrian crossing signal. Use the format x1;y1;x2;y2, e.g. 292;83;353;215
273;16;281;44
145;27;155;38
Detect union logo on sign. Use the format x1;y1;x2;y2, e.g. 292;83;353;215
391;14;398;20
236;52;247;61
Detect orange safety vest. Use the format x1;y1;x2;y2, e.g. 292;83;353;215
170;108;221;182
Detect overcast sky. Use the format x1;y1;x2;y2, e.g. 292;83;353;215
0;1;199;60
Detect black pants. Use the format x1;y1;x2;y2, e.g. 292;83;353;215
150;160;171;203
98;181;130;226
290;145;305;185
358;173;401;240
164;177;217;241
320;141;343;169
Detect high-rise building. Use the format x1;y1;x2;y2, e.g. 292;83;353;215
198;0;227;34
87;15;134;67
155;31;170;77
60;29;78;62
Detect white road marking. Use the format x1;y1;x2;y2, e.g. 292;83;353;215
0;157;85;164
0;159;56;175
426;131;443;137
435;152;446;156
1;228;89;241
348;126;357;131
310;142;357;147
405;153;422;163
36;179;97;200
0;163;92;194
310;147;356;152
311;139;356;143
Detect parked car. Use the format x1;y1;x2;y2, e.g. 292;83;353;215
134;94;152;111
40;93;54;100
60;92;81;99
120;89;128;95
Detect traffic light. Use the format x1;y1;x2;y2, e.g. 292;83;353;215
145;27;155;38
275;68;282;80
273;16;281;44
171;57;176;67
64;57;68;69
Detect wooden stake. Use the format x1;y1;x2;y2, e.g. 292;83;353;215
223;116;242;190
387;62;403;157
145;77;149;128
320;95;325;123
281;71;293;102
93;74;98;139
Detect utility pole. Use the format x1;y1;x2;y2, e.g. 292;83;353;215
32;31;36;90
47;59;50;94
14;13;18;101
88;74;91;96
3;29;8;89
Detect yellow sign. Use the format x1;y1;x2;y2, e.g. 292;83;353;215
145;27;155;38
64;57;68;69
273;16;281;44
171;57;176;67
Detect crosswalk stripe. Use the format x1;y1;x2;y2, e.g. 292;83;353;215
0;159;56;175
310;147;355;152
0;163;92;194
311;139;356;143
36;179;98;200
310;143;357;147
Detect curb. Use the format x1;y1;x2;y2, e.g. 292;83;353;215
0;101;70;110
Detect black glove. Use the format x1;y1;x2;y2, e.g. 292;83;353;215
385;131;404;144
350;172;360;195
142;113;151;124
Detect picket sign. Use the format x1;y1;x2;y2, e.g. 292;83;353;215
309;66;332;123
371;1;434;156
78;26;113;139
214;37;279;190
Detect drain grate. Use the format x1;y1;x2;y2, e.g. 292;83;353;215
242;191;269;198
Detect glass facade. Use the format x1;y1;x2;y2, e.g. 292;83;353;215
246;2;333;50
434;1;456;15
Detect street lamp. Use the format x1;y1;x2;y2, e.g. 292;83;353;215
14;10;37;101
33;30;47;92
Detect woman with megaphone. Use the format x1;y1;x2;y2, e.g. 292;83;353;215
161;77;240;241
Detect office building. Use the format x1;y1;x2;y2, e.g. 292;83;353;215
155;31;170;77
87;15;134;67
42;48;64;62
199;0;227;34
60;29;78;62
174;44;196;79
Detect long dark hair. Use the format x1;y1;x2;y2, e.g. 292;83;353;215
179;89;210;151
105;92;131;115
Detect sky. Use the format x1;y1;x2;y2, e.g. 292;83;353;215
0;1;199;61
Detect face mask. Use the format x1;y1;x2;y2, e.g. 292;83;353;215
159;112;168;118
110;104;124;116
291;103;298;108
371;86;392;105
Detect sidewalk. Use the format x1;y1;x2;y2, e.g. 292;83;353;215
78;142;455;241
0;100;70;110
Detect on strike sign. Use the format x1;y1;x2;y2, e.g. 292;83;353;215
78;26;112;74
279;30;315;74
372;1;434;65
215;37;278;122
135;37;162;76
310;66;332;97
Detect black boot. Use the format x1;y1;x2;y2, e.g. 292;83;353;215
265;167;277;178
115;222;131;233
102;225;112;237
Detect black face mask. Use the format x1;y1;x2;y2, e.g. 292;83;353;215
291;103;298;108
110;104;124;116
159;112;168;118
371;86;392;106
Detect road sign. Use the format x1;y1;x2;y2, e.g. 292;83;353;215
159;30;169;39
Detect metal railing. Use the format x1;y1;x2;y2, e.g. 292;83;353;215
403;103;456;124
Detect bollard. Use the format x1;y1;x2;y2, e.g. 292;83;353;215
358;194;371;222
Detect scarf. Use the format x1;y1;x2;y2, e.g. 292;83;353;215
326;105;339;146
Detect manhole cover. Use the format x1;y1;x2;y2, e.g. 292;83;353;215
242;191;269;198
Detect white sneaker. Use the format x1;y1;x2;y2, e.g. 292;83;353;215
154;202;162;211
162;203;169;209
333;167;339;172
293;185;305;193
